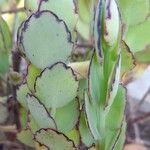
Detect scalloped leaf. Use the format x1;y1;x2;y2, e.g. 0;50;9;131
26;64;41;92
121;41;135;76
54;99;79;133
17;83;30;109
20;11;73;69
17;129;34;148
134;48;150;63
117;0;149;26
24;0;39;12
34;129;76;150
79;111;95;147
125;18;150;53
26;94;56;129
35;62;78;109
34;141;49;150
39;0;77;34
28;114;39;133
20;107;28;129
66;129;80;146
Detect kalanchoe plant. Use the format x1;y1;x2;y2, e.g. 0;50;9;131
16;0;127;149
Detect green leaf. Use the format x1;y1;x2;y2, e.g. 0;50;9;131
35;62;78;109
94;0;105;58
66;129;80;146
112;121;126;150
0;16;12;52
0;52;9;74
34;128;76;150
106;86;126;150
88;52;105;105
20;107;28;129
105;55;121;111
134;48;150;63
20;11;73;69
125;18;150;53
84;92;102;140
54;99;79;133
17;129;34;148
17;83;30;109
79;111;95;147
76;0;95;40
24;0;39;12
28;114;40;133
26;94;56;130
121;41;135;76
0;16;12;74
117;0;149;26
76;19;90;40
26;64;41;92
77;0;93;24
39;0;77;34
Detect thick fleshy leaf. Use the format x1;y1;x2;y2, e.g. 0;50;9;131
39;0;77;33
0;16;12;52
28;114;40;133
34;141;49;150
121;41;135;76
76;0;95;40
26;94;56;129
112;121;126;150
54;99;79;133
77;0;93;24
20;107;28;129
79;111;95;147
85;92;103;140
17;83;30;109
105;55;121;111
34;129;76;150
104;0;120;46
94;0;105;58
76;19;90;40
0;52;9;74
24;0;39;12
0;16;12;73
125;18;150;53
88;52;105;105
0;102;8;124
66;129;80;146
134;48;150;63
20;11;73;69
35;62;78;109
17;129;34;147
117;0;149;26
106;86;126;149
26;64;41;92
